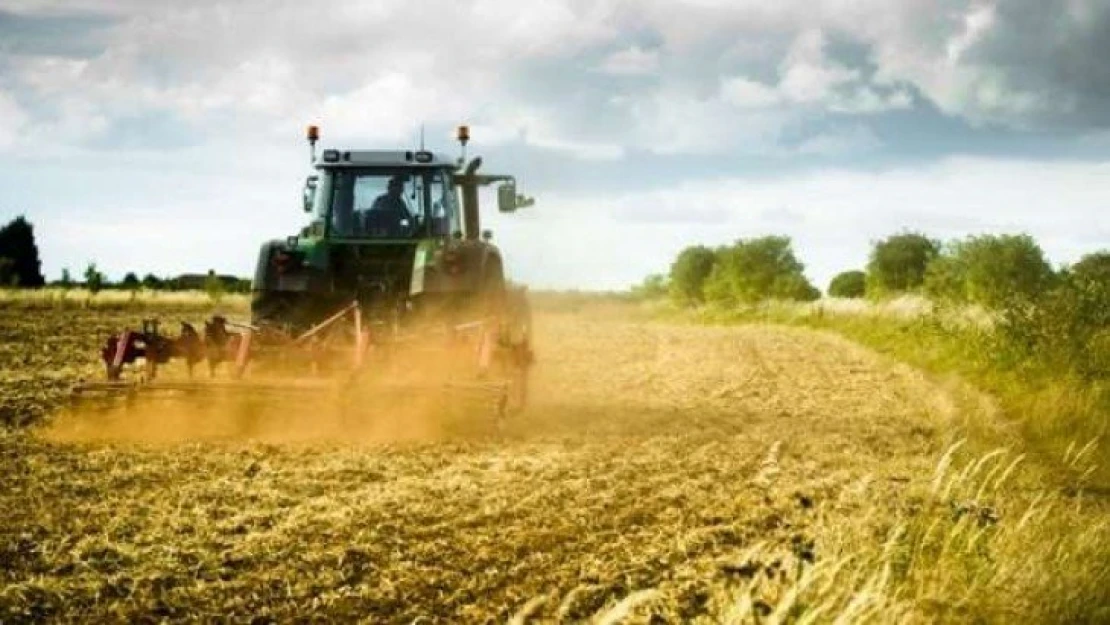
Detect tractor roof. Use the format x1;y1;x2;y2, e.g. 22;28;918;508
313;149;457;169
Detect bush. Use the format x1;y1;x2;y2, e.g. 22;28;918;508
121;272;141;291
866;232;939;296
668;246;716;305
702;236;819;305
0;257;14;287
204;269;226;303
994;271;1110;380
141;273;164;290
83;262;104;296
631;273;668;300
922;255;964;303
828;270;866;298
925;234;1054;308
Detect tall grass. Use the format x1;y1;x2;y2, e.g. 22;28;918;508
558;445;1110;622
717;446;1110;623
0;287;249;311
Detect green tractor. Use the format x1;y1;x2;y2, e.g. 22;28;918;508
253;125;533;335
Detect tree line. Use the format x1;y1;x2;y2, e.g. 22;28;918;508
638;231;1110;382
0;216;251;295
640;231;1108;310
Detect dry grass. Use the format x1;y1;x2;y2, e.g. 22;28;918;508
0;287;250;310
0;301;1107;622
696;295;994;329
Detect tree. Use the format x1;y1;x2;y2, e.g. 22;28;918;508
141;273;164;290
866;232;939;296
0;216;45;287
60;268;73;289
828;270;866;298
120;272;141;291
702;236;819;305
83;262;104;296
668;245;717;305
1070;251;1110;288
963;234;1054;307
924;234;1054;308
204;269;225;303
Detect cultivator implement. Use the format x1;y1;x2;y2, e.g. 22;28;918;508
72;300;532;429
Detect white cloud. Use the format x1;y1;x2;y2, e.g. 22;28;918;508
5;0;1107;162
0;90;28;149
793;124;881;155
625;86;787;154
720;76;781;108
718;31;912;121
596;45;660;76
946;2;996;63
778;30;859;104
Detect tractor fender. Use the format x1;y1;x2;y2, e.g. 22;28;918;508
253;239;323;294
251;240;286;291
437;240;503;294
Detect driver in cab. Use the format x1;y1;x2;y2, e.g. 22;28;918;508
363;175;413;237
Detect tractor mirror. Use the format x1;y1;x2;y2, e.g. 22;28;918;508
497;182;518;213
302;175;318;213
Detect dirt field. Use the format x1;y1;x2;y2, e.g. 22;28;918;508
0;305;1026;621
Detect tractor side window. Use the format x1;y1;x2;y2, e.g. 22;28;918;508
330;171;356;236
428;174;459;237
312;170;335;225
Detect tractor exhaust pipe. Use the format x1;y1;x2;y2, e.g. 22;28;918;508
461;157;482;240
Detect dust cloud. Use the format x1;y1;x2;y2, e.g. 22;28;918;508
43;344;507;446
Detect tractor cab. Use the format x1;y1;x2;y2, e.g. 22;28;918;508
251;126;533;330
302;151;463;242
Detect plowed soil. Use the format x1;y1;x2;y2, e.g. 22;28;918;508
0;306;978;622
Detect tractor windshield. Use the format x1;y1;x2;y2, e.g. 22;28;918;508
322;168;460;239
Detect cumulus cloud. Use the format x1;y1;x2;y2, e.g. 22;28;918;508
720;77;781;108
792;124;882;155
0;90;28;149
596;45;660;76
3;0;1108;159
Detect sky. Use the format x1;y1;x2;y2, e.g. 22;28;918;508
0;0;1108;291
